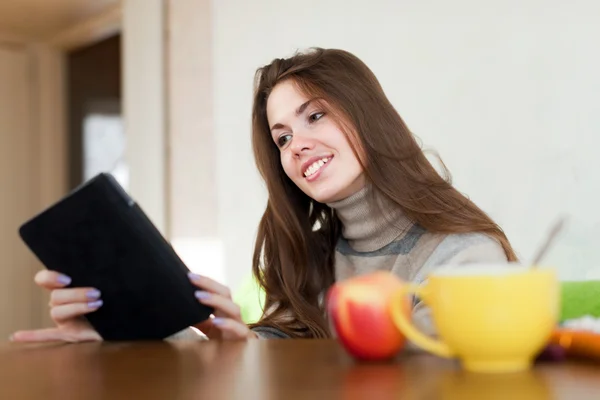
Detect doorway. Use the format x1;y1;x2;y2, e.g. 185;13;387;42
66;34;125;190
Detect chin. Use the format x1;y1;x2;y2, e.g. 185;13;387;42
304;185;348;204
296;173;365;204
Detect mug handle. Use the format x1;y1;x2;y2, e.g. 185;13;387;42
389;284;455;358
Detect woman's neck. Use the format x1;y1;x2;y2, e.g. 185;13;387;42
326;185;413;252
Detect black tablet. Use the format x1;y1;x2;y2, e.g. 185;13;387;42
18;173;213;340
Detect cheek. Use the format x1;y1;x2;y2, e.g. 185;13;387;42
323;124;353;152
280;152;296;179
337;132;365;169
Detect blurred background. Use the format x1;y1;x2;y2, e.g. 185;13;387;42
0;0;598;338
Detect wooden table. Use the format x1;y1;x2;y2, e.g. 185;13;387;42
2;339;600;399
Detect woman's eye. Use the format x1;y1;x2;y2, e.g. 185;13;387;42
277;134;292;148
309;112;325;123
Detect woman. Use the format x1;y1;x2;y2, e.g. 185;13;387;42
11;48;516;343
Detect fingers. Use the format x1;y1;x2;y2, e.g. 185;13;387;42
10;328;66;342
10;326;102;343
50;288;101;306
187;274;253;341
50;301;103;324
195;291;241;320
188;273;231;298
210;318;255;340
34;270;72;290
10;328;71;343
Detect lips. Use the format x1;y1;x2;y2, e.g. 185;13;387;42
302;154;333;181
302;155;333;179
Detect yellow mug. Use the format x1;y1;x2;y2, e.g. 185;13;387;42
389;264;560;373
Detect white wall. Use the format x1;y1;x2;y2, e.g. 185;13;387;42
212;0;600;286
123;0;167;235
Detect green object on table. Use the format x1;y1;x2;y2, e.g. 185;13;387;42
233;275;266;324
560;280;600;322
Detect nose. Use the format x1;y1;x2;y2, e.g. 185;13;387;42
290;134;315;158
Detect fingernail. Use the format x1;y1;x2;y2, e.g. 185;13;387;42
212;317;225;325
188;272;202;280
57;274;71;285
88;300;103;309
195;290;210;300
86;289;101;300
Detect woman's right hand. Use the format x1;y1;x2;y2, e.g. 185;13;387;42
10;270;103;343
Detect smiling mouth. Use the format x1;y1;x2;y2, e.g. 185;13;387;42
303;156;333;178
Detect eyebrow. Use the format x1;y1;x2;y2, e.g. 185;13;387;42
270;99;314;131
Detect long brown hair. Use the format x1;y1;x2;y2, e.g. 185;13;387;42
249;48;517;338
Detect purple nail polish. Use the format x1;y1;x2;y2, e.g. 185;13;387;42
86;289;101;300
195;290;210;300
188;272;202;280
88;300;103;309
57;275;71;285
212;318;225;325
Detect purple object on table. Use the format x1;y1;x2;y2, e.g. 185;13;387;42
536;344;567;362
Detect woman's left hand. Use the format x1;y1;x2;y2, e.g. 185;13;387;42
188;273;258;340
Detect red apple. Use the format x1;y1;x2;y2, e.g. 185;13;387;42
326;271;411;361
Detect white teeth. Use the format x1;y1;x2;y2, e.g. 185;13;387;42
304;157;331;177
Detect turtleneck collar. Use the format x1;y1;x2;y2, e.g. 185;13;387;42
326;185;414;252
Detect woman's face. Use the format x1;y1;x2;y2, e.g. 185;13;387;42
266;80;365;203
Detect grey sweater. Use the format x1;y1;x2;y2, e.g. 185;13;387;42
170;186;508;341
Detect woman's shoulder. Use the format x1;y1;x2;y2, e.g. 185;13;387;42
423;232;508;268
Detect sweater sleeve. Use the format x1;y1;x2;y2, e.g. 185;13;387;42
251;326;291;339
410;233;510;338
